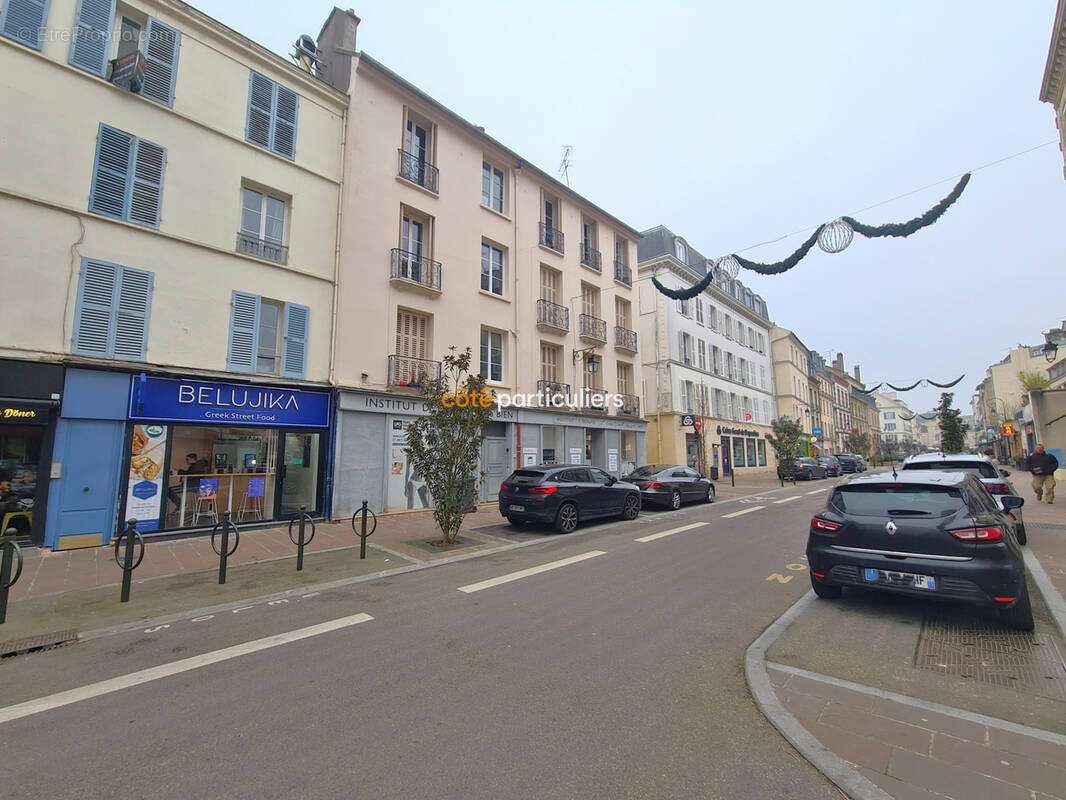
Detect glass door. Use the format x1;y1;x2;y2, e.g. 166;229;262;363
278;431;321;517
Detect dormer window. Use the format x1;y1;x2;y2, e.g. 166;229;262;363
675;239;687;262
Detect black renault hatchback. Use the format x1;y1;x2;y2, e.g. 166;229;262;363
499;465;641;533
806;471;1031;630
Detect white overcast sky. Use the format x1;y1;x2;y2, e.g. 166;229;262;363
199;0;1066;415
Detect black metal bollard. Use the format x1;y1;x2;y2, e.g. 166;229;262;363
351;501;378;560
288;506;316;571
114;519;145;603
0;539;25;624
211;511;240;585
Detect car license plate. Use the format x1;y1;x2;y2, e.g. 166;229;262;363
508;504;524;512
864;568;935;590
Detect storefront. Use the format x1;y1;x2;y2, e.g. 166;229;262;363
717;424;771;476
0;359;63;546
333;389;646;518
125;376;331;532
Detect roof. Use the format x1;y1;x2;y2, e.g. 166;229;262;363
842;470;970;488
903;453;990;465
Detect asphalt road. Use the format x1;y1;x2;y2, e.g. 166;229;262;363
0;483;844;800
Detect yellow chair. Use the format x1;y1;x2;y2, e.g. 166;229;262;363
1;510;31;536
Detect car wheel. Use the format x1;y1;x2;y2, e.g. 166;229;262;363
1015;524;1027;546
810;573;842;599
999;582;1034;631
669;489;681;510
622;493;641;520
554;502;579;534
705;485;715;504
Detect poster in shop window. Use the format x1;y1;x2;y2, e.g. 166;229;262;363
126;424;168;532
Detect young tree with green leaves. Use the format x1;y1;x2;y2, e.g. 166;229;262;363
935;392;968;454
405;347;494;544
844;431;871;458
1018;370;1051;392
766;417;805;472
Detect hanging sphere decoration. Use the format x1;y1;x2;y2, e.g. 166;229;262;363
818;218;854;254
714;255;741;280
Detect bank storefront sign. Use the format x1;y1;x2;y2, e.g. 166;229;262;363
129;376;330;428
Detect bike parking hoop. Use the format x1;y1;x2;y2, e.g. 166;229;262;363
288;513;317;546
1;539;23;591
113;527;145;572
211;517;240;557
351;504;378;538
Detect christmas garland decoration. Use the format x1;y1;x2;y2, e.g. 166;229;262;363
897;412;939;421
862;375;965;393
652;173;971;300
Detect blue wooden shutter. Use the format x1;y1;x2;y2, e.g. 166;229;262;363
281;303;309;379
69;0;114;75
1;0;50;50
272;85;298;159
246;72;273;148
113;266;152;359
227;291;260;373
89;124;132;219
129;138;165;227
72;259;118;356
141;16;179;105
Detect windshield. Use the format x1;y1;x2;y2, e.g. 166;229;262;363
626;466;665;478
903;460;998;479
507;470;545;484
831;484;966;517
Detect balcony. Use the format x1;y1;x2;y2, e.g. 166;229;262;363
397;149;439;194
580;242;602;272
578;313;607;343
390;248;442;295
614;260;632;286
582;387;608;413
614;326;637;352
539;222;564;254
237;232;288;264
537;380;571;408
618;393;640;417
536;299;569;332
387;355;441;389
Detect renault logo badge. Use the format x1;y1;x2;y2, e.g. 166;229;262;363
885;521;897;536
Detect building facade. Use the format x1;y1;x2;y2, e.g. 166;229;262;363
1040;0;1066;179
872;392;916;456
637;227;776;477
0;0;347;547
316;26;646;515
770;326;816;456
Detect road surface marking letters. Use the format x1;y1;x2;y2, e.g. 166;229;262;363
806;488;826;495
0;613;374;725
635;522;708;543
722;506;764;518
458;551;606;594
774;496;801;504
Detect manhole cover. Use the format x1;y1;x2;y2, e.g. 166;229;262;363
0;630;79;659
914;615;1066;702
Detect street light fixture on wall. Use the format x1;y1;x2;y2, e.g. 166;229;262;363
1043;341;1059;363
573;347;600;373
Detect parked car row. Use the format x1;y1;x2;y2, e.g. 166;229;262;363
498;464;714;533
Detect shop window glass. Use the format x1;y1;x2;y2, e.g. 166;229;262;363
0;426;41;541
746;438;757;468
733;437;746;468
542;426;561;465
621;431;637;474
757;440;767;466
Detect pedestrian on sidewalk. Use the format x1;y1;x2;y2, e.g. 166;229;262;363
1029;443;1059;504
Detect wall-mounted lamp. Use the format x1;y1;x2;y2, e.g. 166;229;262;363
1043;341;1059;363
573;347;600;373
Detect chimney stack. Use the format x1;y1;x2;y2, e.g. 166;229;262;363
853;365;861;382
833;353;845;371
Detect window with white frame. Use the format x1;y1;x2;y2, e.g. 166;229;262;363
708;305;718;330
239;186;288;263
678;298;690;317
680;333;693;365
695;300;704;325
481;161;504;213
724;314;733;339
697;339;706;370
712;345;722;374
480;328;504;383
480;241;505;297
675;239;687;262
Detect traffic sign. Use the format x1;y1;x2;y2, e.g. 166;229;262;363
812;427;823;437
694;417;702;431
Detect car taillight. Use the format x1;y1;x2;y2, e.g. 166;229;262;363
811;517;841;532
527;486;557;494
985;483;1010;494
643;481;663;488
949;527;1003;541
500;484;510;492
1007;512;1017;521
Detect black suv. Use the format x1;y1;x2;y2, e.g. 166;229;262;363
834;454;859;473
807;471;1031;630
499;465;641;533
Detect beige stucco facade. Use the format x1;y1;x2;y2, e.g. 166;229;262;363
771;326;815;454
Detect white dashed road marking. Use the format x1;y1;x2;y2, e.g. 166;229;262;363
774;496;801;504
722;506;765;519
0;613;374;725
635;522;709;543
458;551;606;594
806;488;827;495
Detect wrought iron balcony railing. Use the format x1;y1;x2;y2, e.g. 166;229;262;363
237;232;288;264
580;242;602;271
539;222;564;253
614;326;637;352
537;380;571;407
390;248;442;293
578;313;607;342
387;355;441;389
536;299;569;331
618;393;640;417
582;387;608;412
613;260;632;286
397;149;439;194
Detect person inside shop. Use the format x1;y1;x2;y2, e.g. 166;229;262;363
169;453;209;509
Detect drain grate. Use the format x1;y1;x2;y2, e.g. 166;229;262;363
914;615;1066;702
0;630;79;659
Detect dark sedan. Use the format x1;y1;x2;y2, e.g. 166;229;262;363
835;454;859;473
807;471;1031;630
622;465;716;509
499;465;641;533
817;456;841;477
778;457;827;480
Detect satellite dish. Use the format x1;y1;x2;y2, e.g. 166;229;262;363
292;35;321;73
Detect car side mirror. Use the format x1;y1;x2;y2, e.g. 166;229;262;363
999;469;1010;477
1000;495;1024;510
607;476;617;486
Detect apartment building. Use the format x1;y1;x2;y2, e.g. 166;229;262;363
637;227;775;477
872;392;916;455
808;352;838;455
973;344;1049;461
770;326;816;455
314;18;646;514
915;413;942;452
0;0;347;548
1040;0;1066;179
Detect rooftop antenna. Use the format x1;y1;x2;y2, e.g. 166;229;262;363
558;145;574;187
